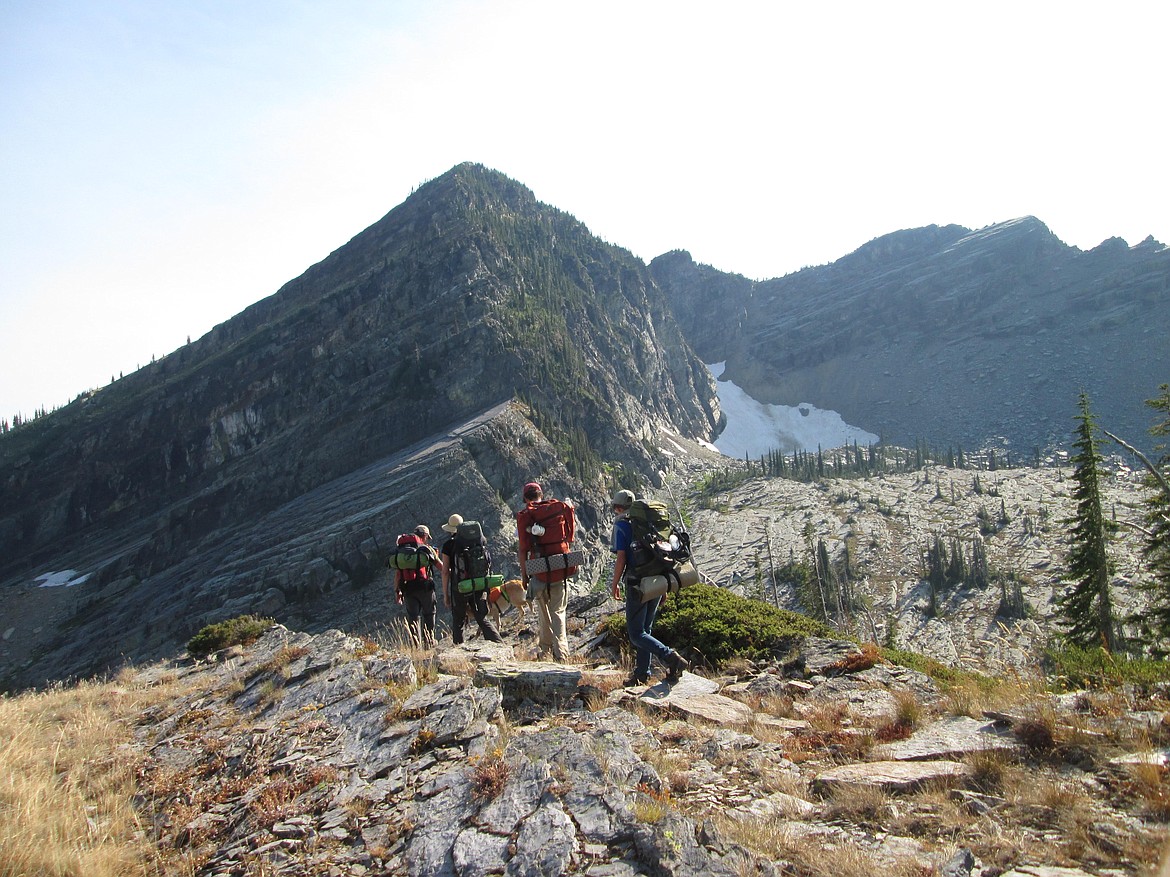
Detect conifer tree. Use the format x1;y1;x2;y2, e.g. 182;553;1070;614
1137;384;1170;649
1055;392;1118;651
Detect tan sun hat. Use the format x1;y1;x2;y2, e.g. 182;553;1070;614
442;514;464;533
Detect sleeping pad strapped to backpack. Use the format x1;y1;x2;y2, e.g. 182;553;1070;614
388;533;434;584
451;521;502;594
626;500;691;579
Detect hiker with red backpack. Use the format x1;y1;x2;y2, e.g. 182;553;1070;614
516;481;579;663
439;514;504;646
388;524;440;647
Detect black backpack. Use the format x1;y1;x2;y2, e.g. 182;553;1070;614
449;520;491;582
626;500;691;578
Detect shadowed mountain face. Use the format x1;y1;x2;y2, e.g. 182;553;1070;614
1;164;719;571
0;164;719;688
652;217;1170;456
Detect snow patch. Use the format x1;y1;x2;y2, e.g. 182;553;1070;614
706;363;879;459
35;570;91;588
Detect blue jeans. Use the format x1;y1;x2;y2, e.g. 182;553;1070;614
625;588;673;680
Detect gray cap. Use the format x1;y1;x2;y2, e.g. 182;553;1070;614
414;524;431;539
611;489;635;508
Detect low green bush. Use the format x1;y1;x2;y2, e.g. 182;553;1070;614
605;583;833;669
1042;643;1170;691
878;645;999;693
187;615;275;658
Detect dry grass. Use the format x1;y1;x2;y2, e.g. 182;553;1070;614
633;783;673;824
0;673;180;877
1125;762;1170;820
248;645;310;680
826;642;882;673
942;671;1044;719
964;748;1010;794
714;813;923;877
470;748;511;801
821;782;893;826
366;620;439;684
872;689;923;742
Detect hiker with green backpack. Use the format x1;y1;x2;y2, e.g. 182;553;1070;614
387;524;441;647
439;513;504;646
609;489;690;686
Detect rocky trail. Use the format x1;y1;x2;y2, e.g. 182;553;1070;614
126;591;1169;877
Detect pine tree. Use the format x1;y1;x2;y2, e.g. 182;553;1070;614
1138;384;1170;650
1055;392;1118;650
970;537;990;590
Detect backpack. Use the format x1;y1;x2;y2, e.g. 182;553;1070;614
626;500;691;579
450;521;492;591
517;498;578;583
388;533;433;583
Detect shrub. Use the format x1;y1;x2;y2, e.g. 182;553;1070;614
879;645;1000;695
187;615;275;659
605;583;833;669
470;749;510;801
1041;644;1170;691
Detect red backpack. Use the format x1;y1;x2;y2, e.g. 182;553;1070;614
517;499;577;583
391;533;430;583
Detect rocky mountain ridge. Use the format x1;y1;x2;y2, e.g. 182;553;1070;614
0;162;718;591
652;217;1169;455
1;164;720;688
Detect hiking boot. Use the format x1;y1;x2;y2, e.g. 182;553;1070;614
664;650;689;682
624;673;649;687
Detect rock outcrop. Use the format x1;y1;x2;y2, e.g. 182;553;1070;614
123;616;1169;876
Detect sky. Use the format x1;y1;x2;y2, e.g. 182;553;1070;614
3;1;1168;420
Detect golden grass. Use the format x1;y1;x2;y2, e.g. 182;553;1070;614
633;783;673;824
0;673;179;877
470;748;511;801
713;813;923;877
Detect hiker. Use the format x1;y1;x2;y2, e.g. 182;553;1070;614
516;481;574;662
439;514;504;645
393;524;439;647
609;488;689;686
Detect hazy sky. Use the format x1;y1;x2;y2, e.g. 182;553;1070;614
2;1;1166;419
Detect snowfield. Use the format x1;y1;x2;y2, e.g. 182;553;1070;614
707;362;879;458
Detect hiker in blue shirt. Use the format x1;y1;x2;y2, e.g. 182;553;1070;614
609;489;688;687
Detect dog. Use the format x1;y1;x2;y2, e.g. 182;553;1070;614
486;578;528;627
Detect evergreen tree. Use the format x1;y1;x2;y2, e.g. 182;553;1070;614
946;537;967;586
1138;384;1170;650
1055;392;1118;650
970;537;990;590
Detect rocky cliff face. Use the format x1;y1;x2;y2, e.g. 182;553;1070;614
0;164;719;688
652;218;1170;455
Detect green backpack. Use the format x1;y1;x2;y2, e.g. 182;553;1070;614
450;521;493;592
626;500;691;578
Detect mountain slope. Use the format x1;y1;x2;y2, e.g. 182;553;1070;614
0;164;720;687
652;217;1170;454
0;164;718;579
